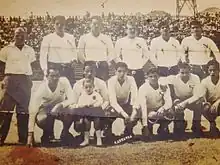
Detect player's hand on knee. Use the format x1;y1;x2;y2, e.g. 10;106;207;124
27;132;34;147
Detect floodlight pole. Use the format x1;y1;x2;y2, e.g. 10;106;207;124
176;0;198;18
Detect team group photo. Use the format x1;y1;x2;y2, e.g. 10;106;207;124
1;0;220;164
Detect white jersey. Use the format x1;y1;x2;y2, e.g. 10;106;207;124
78;32;115;62
150;36;182;67
40;32;77;71
115;36;150;69
181;35;220;65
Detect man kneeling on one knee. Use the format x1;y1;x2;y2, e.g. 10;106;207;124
106;62;140;139
27;68;74;146
139;67;173;138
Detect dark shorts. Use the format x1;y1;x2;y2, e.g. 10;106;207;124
0;74;32;114
128;68;145;88
158;65;179;77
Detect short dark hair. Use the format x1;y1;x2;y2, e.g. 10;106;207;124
190;20;202;28
178;62;191;70
53;15;66;24
115;62;128;70
146;67;159;76
207;59;220;70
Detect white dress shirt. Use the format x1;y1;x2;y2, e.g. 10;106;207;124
181;36;220;65
78;32;115;62
150;36;182;67
115;36;150;69
0;43;35;75
28;77;73;132
40;32;77;71
108;75;138;113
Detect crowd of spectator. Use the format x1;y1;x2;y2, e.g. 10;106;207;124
0;12;220;79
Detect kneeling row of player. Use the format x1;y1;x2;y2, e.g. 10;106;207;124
2;59;219;147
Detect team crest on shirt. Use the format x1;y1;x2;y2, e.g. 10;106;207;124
136;43;142;49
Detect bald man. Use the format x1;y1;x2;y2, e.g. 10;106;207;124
0;27;36;146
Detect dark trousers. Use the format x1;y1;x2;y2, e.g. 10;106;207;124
85;61;109;81
0;74;32;143
158;65;179;77
128;68;145;88
48;62;76;86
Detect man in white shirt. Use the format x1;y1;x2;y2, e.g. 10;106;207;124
40;15;77;86
167;62;203;136
115;20;150;87
78;16;115;81
181;20;220;79
27;68;74;146
139;67;173;138
107;62;139;139
176;60;220;136
0;27;36;145
150;24;182;77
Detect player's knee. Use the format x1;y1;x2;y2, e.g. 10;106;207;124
35;113;48;129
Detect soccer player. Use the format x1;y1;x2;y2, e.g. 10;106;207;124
150;24;182;77
167;62;203;135
77;16;115;81
115;20;150;87
40;15;77;86
0;27;36;145
176;59;220;136
107;62;139;139
181;20;220;79
139;67;173;138
27;68;74;146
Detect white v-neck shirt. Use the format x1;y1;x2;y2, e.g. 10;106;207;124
28;77;73;132
167;74;200;100
200;74;220;103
